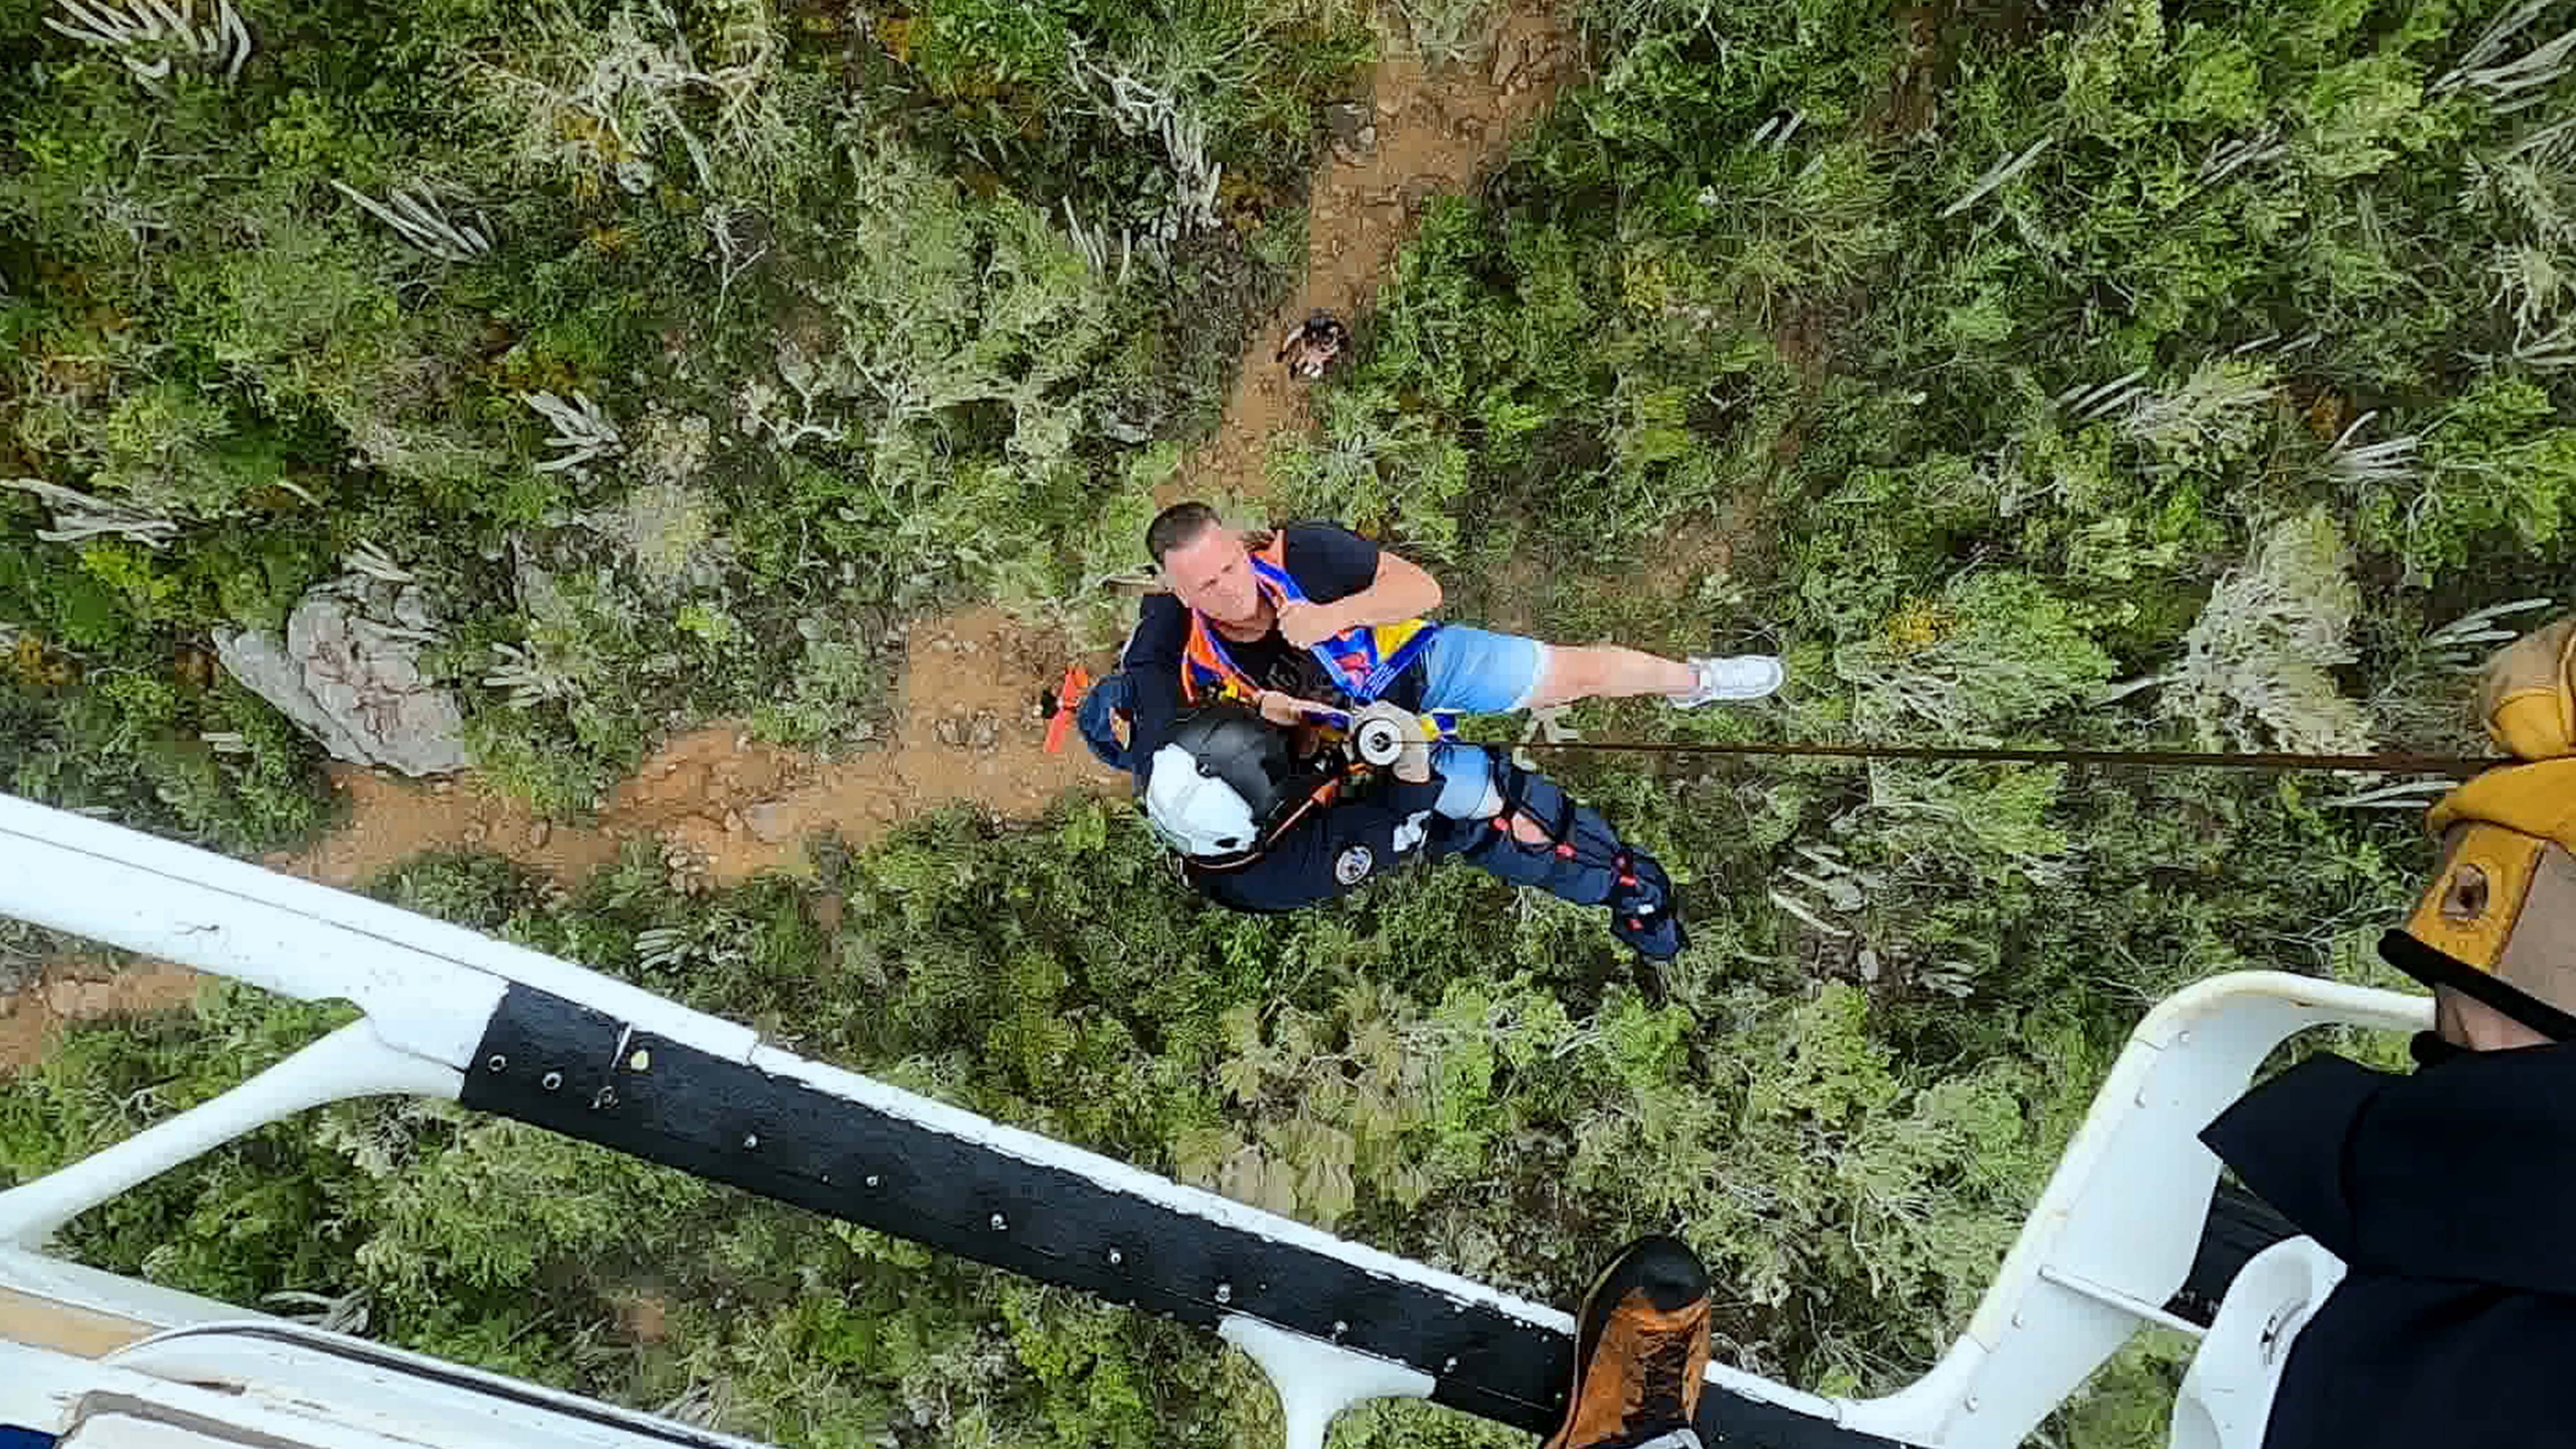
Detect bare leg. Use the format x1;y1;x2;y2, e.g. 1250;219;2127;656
1525;645;1695;708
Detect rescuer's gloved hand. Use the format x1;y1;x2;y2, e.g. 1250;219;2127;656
1350;701;1435;784
2481;614;2576;762
2385;611;2576;1042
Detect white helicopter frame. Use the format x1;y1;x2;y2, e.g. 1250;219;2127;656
0;792;2424;1449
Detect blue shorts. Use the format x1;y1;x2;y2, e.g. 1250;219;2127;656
1417;625;1548;713
1414;626;1548;819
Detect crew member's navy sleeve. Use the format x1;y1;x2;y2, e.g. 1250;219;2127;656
1279;524;1383;605
1192;775;1447;913
1123;594;1191;768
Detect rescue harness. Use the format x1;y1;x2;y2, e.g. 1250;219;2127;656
1179;536;1442;709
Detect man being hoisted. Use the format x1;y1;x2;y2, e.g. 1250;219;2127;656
1069;501;1755;958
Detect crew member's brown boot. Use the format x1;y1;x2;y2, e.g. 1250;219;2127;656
1543;1235;1713;1449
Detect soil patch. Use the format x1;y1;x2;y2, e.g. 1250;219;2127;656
273;606;1123;893
0;959;201;1075
639;607;1119;886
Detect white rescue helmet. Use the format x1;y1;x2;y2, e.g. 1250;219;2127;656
1142;704;1301;858
1144;744;1261;856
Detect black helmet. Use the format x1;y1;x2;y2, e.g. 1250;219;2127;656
1144;704;1301;858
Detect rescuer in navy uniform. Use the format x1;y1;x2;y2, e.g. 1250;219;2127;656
1132;701;1688;960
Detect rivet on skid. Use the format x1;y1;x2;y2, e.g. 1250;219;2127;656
1215;1283;1232;1305
1108;1249;1124;1266
743;1133;759;1149
1332;1320;1348;1337
990;1213;1008;1231
629;1049;651;1071
485;1054;507;1072
541;1071;563;1091
865;1175;881;1188
592;1086;617;1109
1443;1357;1458;1373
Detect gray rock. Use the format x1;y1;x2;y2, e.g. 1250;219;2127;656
741;801;794;844
215;585;469;777
968;712;1001;750
1323;102;1370;141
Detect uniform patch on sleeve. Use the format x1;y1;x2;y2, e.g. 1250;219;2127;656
1393;811;1430;855
1334;844;1375;886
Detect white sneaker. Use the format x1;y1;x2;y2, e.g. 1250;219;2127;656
1671;655;1784;707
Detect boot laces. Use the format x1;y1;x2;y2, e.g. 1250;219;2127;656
1634;1326;1696;1427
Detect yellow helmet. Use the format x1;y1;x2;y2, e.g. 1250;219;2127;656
2391;616;2576;1039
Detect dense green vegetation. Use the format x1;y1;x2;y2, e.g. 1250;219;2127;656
6;0;2572;1445
1;0;1354;827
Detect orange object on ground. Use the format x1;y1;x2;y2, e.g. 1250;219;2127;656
1043;665;1091;754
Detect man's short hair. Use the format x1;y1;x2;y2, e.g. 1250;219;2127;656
1147;502;1225;566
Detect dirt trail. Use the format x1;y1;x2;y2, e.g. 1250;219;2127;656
1;8;1586;1071
272;607;1120;894
1175;3;1582;504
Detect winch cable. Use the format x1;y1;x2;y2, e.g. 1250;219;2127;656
1042;681;2496;775
1511;738;2498;774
